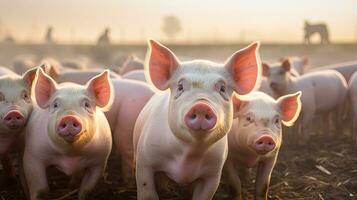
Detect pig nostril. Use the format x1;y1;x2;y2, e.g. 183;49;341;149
191;114;197;119
258;141;263;145
16;117;21;120
61;123;67;129
73;123;78;128
205;114;211;120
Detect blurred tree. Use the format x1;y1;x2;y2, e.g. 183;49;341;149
161;15;182;40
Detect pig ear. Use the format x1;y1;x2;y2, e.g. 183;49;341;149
86;70;113;111
281;59;291;72
277;91;302;127
40;62;59;80
225;42;261;95
34;68;57;109
22;67;37;91
262;63;270;77
145;39;180;91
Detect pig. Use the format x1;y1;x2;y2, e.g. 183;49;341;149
42;62;121;85
105;78;154;184
258;77;277;98
122;70;146;82
23;69;113;200
226;91;302;200
263;59;348;143
119;55;144;75
348;71;357;144
280;56;309;75
41;61;154;184
0;68;37;182
13;57;36;75
133;40;261;199
307;60;357;82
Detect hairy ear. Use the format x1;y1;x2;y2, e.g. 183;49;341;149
281;59;291;72
225;42;261;95
145;39;180;91
34;68;57;109
277;91;302;126
86;70;114;111
22;67;37;91
262;63;270;77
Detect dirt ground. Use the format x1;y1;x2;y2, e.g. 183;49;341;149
0;134;356;200
0;43;357;199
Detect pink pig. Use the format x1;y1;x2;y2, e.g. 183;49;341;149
122;69;146;82
226;91;301;200
263;59;348;142
0;68;36;181
308;60;357;82
133;40;261;200
23;69;113;200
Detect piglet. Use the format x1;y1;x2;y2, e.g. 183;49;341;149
23;68;113;200
134;40;261;200
226;91;301;200
0;68;36;181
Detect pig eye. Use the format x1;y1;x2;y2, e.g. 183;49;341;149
273;116;281;128
82;99;94;113
216;81;228;101
220;85;226;93
177;83;184;92
22;91;30;102
246;115;254;123
53;101;59;109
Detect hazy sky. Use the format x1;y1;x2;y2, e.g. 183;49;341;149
0;0;356;43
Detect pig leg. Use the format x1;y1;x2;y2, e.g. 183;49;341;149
255;157;277;200
78;165;104;200
192;175;221;200
225;160;242;199
136;161;159;200
69;170;84;188
23;153;48;200
300;112;314;144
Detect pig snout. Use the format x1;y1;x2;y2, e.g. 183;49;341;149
252;135;276;154
57;115;82;142
184;102;217;131
3;110;25;129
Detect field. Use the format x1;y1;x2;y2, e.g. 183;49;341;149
0;43;356;200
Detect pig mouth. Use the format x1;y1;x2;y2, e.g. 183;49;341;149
60;129;86;143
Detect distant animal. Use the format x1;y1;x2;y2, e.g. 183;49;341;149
304;21;330;44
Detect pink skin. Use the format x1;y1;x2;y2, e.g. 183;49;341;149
134;40;261;200
42;62;121;85
279;56;309;75
264;59;348;143
120;55;144;75
184;102;217;131
348;71;357;144
57;115;83;143
0;67;37;184
308;60;357;82
23;69;113;200
226;91;301;200
122;69;146;82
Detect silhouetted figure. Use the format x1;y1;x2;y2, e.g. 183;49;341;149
2;35;15;44
97;28;111;46
45;26;54;44
304;21;330;44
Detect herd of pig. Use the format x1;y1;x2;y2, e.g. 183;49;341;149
0;40;356;200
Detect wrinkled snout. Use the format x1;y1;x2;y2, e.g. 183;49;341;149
184;102;217;131
57;115;82;142
3;110;25;129
253;135;276;154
